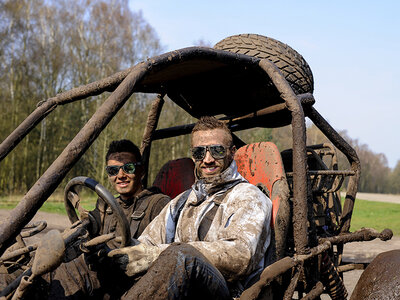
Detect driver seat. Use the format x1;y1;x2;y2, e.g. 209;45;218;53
234;142;290;262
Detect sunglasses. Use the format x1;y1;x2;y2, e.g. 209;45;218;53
191;144;228;161
105;162;141;176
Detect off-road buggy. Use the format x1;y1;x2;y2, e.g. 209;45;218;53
0;34;395;299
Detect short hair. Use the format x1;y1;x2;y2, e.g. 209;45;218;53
191;116;233;146
105;139;142;162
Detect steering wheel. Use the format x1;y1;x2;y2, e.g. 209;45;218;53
64;176;131;247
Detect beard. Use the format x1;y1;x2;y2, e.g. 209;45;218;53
196;154;234;183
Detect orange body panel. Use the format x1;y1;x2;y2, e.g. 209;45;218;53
235;142;286;227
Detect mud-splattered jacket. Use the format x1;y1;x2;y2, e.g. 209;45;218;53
139;160;272;286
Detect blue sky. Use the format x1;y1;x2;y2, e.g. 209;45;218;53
129;0;400;168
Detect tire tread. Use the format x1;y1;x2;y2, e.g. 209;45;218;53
214;34;314;94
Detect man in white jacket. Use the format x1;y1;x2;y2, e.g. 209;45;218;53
109;116;272;299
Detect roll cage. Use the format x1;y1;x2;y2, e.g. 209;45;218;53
0;44;391;299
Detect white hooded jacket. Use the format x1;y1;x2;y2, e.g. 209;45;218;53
138;160;272;286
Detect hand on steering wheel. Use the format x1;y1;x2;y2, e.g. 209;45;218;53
64;176;131;248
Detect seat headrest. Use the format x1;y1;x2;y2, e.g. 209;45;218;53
153;158;195;199
235;142;287;227
235;142;285;191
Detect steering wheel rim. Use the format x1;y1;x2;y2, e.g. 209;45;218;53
64;176;131;247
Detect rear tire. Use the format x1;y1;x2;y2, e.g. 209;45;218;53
214;34;314;95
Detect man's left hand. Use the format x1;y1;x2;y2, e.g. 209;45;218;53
108;243;161;276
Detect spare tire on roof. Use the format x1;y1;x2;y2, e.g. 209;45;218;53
214;33;314;95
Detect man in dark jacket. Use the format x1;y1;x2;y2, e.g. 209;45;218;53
21;140;170;299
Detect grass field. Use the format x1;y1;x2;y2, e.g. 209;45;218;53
1;194;399;235
0;192;97;215
349;198;400;235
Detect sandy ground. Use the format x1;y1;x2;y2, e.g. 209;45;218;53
0;211;70;246
1;192;400;298
356;192;400;204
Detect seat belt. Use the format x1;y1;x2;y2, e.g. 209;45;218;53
198;204;220;241
198;187;235;241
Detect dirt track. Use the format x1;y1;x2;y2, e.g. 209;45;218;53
356;192;400;204
1;192;399;298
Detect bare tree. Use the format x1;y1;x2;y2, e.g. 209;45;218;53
0;0;163;195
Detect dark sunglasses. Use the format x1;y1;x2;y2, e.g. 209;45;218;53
105;162;141;176
191;144;228;161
